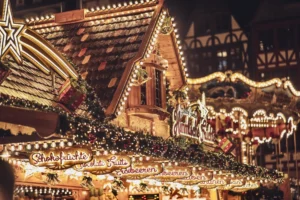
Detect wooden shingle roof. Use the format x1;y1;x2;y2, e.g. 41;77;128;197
27;0;168;115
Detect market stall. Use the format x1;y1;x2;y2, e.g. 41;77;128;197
0;0;284;199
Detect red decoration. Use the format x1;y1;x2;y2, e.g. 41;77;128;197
58;79;86;111
218;137;235;153
88;133;96;143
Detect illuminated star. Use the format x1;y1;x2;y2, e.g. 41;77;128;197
0;0;24;63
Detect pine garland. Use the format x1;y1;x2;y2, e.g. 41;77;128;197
0;93;283;182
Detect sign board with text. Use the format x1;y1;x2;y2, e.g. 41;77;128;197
74;155;131;175
29;148;92;169
115;164;162;179
172;98;215;144
176;170;213;185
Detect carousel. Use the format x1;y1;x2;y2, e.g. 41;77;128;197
0;0;283;200
188;70;300;198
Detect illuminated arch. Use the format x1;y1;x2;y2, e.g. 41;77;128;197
0;0;78;80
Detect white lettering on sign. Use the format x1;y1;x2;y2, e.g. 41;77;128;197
153;167;191;182
74;155;131;175
29;148;92;169
177;171;212;185
198;179;227;187
116;164;162;179
172;100;215;144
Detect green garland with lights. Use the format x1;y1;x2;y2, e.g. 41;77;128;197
0;92;283;181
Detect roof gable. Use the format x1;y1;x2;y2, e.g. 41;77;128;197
30;0;187;116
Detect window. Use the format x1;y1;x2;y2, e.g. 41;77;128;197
16;0;24;6
155;70;162;107
141;80;147;106
258;30;274;52
230;47;242;70
217;50;228;71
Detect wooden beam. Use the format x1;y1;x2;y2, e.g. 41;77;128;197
0;132;61;145
0;106;59;138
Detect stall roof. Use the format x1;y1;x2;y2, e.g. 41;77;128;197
26;0;187;115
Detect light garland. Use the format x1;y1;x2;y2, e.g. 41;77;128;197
284;80;300;96
116;9;188;115
187;72;227;85
230;73;282;88
188;71;283;89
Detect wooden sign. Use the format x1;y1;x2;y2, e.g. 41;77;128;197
153;167;191;182
231;181;259;192
115;164;162;179
74;155;131;175
198;178;227;188
172;99;215;144
217;179;245;190
176;170;212;185
29;148;92;170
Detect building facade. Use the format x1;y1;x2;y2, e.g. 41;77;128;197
251;0;300;89
183;0;249;78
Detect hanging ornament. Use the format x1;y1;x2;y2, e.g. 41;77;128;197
43;173;60;185
81;176;94;189
131;68;151;86
160;16;173;35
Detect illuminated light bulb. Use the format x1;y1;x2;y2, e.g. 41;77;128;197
104;151;108;155
10;146;15;152
59;141;65;147
26;144;32;150
146;157;150;161
67;141;72;147
139;157;143;161
43;143;48;149
132;157;136;162
51;142;56;148
34;143;39;149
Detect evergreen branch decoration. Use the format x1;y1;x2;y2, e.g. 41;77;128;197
43;173;60;185
0;93;284;182
81;176;94;188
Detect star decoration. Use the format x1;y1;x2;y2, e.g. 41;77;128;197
0;0;24;63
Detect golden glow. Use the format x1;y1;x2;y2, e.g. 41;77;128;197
188;71;282;88
230;72;282;88
22;32;77;79
21;41;69;78
22;51;50;74
284;80;300;96
187;72;226;84
0;0;24;63
0;0;78;80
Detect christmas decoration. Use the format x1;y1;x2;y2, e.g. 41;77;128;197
43;173;60;185
58;78;87;111
160;16;173;35
81;176;94;188
218;137;235;153
0;94;284;181
131;68;151;86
